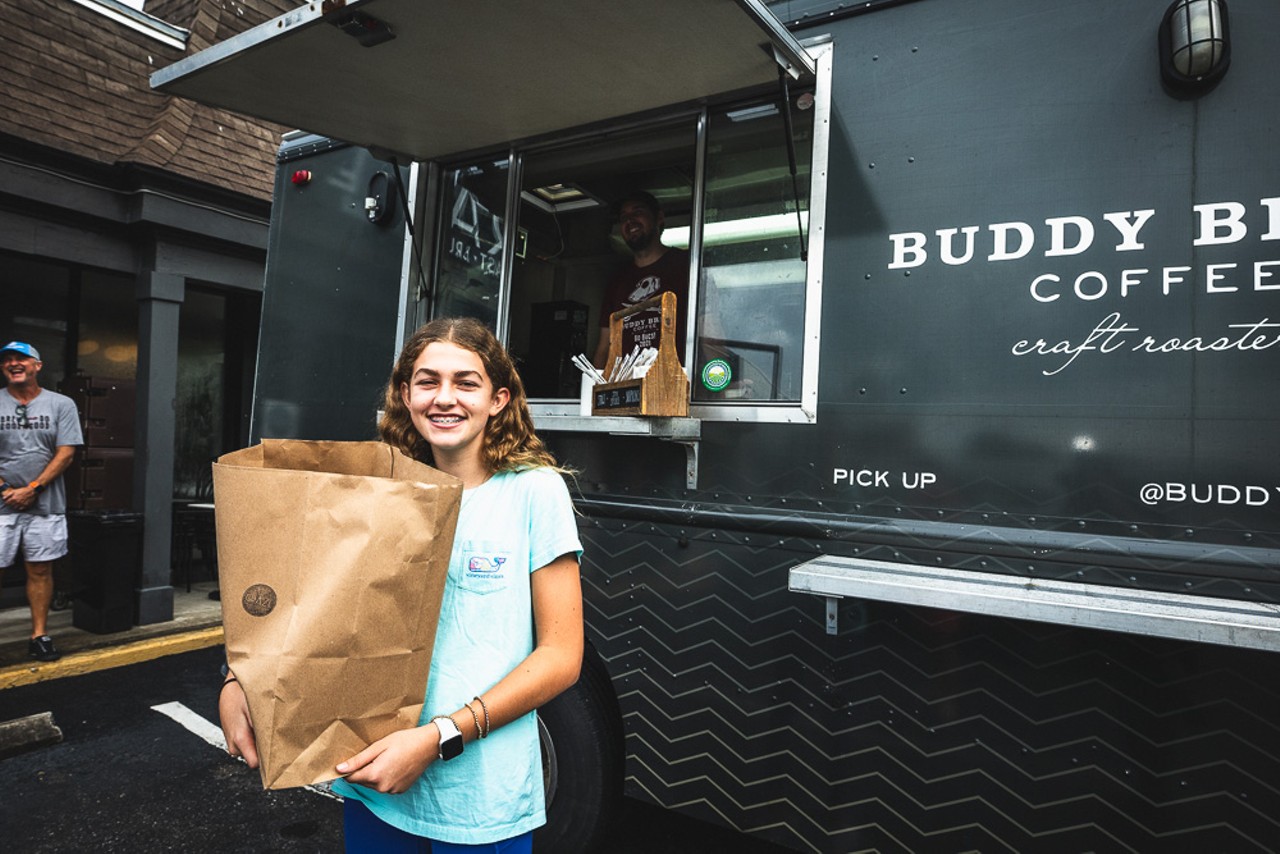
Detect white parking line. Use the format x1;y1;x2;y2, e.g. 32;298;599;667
151;701;343;802
152;701;226;749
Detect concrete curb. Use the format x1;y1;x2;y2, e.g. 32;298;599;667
0;711;63;759
0;626;225;690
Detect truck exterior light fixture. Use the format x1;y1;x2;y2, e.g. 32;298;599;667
331;10;395;48
1159;0;1230;93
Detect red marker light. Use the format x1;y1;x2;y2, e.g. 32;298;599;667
291;170;312;186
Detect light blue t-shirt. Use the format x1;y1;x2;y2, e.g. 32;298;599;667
335;466;582;844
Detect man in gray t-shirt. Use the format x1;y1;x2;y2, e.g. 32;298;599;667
1;341;84;661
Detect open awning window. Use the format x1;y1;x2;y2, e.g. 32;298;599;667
151;0;815;162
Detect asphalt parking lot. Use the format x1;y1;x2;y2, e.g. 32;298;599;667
1;644;791;853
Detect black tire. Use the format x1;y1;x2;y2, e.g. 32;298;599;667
533;642;625;853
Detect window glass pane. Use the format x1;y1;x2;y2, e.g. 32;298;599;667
175;288;226;499
435;159;510;328
79;269;138;380
0;251;72;384
695;95;814;403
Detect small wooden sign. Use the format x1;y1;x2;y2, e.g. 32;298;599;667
592;380;643;413
593;291;689;416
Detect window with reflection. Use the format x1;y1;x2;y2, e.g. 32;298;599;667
0;252;72;382
694;95;813;403
435;159;510;329
79;269;138;380
174;288;226;499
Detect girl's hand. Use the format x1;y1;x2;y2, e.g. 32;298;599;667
219;679;260;769
337;726;437;794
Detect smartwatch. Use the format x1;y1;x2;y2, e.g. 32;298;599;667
432;715;464;761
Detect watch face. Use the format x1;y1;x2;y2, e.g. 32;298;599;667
440;733;463;761
434;717;464;761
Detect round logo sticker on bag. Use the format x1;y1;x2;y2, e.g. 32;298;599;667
701;359;732;392
242;583;277;617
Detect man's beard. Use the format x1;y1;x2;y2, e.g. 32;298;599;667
624;228;653;252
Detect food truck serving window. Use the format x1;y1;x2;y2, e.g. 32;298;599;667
432;58;831;426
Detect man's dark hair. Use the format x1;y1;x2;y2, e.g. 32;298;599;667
613;190;662;220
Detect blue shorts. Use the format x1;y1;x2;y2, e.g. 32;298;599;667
0;514;68;564
343;799;533;854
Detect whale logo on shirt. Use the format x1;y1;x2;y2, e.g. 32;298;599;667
462;550;512;593
467;556;507;574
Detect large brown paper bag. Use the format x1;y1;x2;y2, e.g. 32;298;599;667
212;439;462;789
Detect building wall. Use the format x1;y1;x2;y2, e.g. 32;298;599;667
0;0;296;622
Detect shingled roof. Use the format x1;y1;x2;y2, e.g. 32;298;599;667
0;0;297;201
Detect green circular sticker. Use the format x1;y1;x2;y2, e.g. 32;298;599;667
701;359;732;392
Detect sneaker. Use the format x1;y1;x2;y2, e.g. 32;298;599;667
28;635;62;662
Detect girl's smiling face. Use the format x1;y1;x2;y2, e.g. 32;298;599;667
401;341;510;472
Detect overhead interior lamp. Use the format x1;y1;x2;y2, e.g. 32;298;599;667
521;183;605;214
726;103;780;123
664;211;810;250
533;184;584;203
1159;0;1230;93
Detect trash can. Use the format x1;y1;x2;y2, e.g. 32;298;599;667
67;510;143;634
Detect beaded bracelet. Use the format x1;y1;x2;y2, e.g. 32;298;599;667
464;700;483;740
473;695;491;739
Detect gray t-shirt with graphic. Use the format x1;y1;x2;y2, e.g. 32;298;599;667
0;388;84;516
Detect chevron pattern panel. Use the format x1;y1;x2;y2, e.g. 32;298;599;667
579;515;1280;853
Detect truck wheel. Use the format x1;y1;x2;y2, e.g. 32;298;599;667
534;643;624;853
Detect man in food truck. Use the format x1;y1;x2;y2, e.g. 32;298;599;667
592;190;690;369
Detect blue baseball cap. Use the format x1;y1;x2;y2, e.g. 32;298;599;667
1;341;41;360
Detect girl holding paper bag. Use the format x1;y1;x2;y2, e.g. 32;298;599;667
220;317;584;852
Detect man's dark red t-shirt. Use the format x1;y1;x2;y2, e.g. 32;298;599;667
599;248;690;359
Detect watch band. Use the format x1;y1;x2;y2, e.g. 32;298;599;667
432;715;464;761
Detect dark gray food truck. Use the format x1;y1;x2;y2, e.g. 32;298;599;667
154;0;1280;850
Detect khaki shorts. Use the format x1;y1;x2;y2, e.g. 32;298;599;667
0;514;69;564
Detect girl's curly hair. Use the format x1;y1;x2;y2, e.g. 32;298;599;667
378;317;560;474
